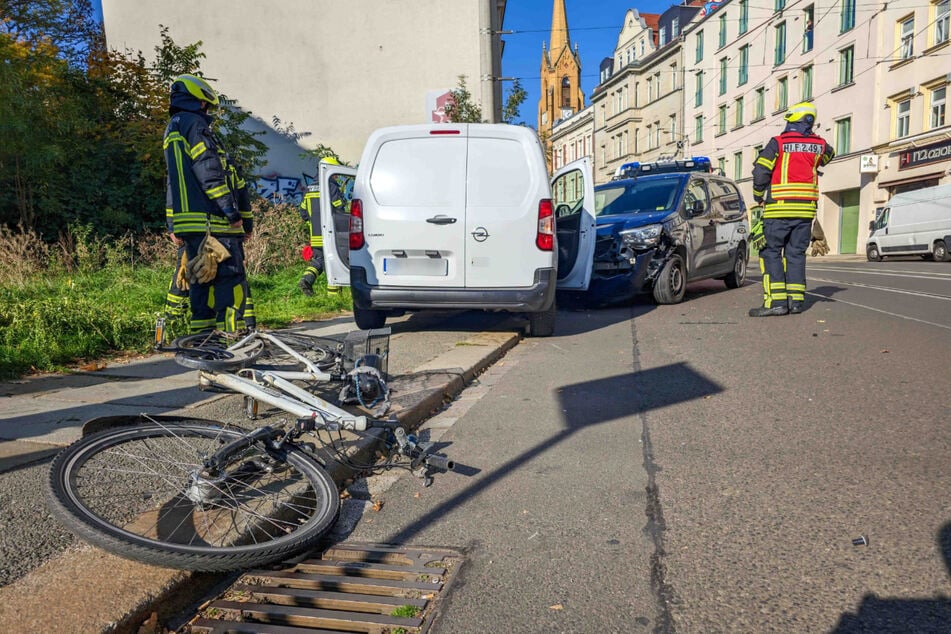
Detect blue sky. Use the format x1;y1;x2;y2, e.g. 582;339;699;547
90;0;677;126
504;0;672;125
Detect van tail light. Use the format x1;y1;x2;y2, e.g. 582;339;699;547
349;199;365;250
536;199;554;251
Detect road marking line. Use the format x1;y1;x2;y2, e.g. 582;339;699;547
809;266;951;280
809;276;951;301
806;289;951;331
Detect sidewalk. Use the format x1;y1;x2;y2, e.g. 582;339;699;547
0;315;520;633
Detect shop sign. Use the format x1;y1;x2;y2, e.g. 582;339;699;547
859;154;879;173
898;137;951;170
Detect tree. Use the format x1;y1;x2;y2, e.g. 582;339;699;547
443;75;484;123
502;78;527;125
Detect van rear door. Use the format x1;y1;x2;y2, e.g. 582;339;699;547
363;127;468;288
551;157;596;291
318;161;356;287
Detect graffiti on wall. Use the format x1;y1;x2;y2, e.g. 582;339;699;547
254;172;316;205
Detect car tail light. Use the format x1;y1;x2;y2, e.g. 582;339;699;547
536;199;554;251
349;199;365;250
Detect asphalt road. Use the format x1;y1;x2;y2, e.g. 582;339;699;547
328;258;951;632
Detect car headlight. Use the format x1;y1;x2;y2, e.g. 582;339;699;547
619;224;662;249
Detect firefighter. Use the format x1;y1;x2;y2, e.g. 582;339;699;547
164;74;254;333
749;102;834;317
298;157;345;296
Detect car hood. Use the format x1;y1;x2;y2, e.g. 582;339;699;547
595;210;672;236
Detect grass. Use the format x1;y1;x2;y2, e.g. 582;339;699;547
0;264;352;379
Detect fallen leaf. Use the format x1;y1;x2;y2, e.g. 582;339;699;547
413;492;421;498
550;604;564;611
371;499;384;512
881;349;889;353
339;490;351;500
817;319;826;323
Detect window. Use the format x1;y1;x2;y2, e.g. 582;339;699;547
838;46;854;86
835;117;851;154
640;40;646;56
739;0;749;34
669;115;677;141
718;105;728;134
696;30;704;62
718;157;726;174
896;99;911;137
775;22;787;65
803;5;815;52
655;124;661;149
719;15;727;48
899;17;915;59
660;25;668;46
734;151;744;180
754;87;765;120
931;86;947;128
648;76;654;102
646;124;653;150
753;144;764;160
777;76;789;111
695;115;704;143
739;46;750;85
719;58;728;95
562;76;571;108
841;0;855;33
735;96;745;128
936;0;950;45
671;63;678;89
673;17;680;38
775;0;786;11
801;65;813;100
635;81;640;107
695;72;703;106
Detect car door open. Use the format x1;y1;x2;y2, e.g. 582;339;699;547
318;161;357;287
551;157;596;291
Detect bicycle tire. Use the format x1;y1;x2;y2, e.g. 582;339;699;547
47;421;340;572
172;332;265;370
253;332;343;372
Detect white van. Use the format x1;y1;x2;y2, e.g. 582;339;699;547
317;124;596;335
866;183;951;262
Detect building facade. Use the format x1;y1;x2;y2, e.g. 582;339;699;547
101;0;507;203
538;0;585;147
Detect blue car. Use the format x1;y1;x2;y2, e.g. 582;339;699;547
585;158;750;305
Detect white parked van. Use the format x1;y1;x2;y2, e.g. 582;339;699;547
866;183;951;262
316;124;596;335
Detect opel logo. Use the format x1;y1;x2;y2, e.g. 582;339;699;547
471;227;490;242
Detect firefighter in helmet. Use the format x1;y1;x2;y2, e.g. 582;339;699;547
298;157;345;296
749;102;834;317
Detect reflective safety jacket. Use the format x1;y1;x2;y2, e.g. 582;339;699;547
752;128;834;219
298;178;344;248
164;110;253;236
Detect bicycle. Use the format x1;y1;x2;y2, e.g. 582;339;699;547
46;328;453;572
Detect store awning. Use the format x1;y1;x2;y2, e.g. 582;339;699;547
876;171;945;188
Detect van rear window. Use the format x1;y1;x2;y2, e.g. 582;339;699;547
370;138;466;206
467;138;533;208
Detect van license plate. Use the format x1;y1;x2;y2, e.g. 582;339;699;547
383;258;448;276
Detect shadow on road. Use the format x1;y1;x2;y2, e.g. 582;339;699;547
831;521;951;632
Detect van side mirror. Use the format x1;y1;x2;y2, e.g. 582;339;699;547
868;220;875;232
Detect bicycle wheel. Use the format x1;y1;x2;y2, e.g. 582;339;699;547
172;331;265;370
254;332;343;372
47;420;340;572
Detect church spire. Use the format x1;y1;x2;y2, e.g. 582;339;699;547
549;0;570;55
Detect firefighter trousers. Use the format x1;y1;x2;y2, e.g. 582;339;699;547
760;217;812;308
181;234;253;333
166;245;256;329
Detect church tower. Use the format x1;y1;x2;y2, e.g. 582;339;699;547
538;0;584;143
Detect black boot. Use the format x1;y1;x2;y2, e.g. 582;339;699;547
788;301;804;314
748;305;789;317
298;277;314;296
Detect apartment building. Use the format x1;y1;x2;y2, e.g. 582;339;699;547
101;0;507;202
551;106;594;173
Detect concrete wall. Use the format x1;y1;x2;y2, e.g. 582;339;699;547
102;0;505;203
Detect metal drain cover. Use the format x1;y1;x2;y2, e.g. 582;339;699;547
188;543;464;633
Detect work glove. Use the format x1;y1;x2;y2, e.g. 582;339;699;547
175;250;190;291
186;234;231;284
749;206;765;252
810;219;830;257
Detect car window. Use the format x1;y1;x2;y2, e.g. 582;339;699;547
709;179;743;220
594;176;681;216
683;179;709;215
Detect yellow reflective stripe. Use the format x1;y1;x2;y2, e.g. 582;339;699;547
771;184;819;196
165;208;174;219
304;192;320;200
239;210;253;219
756;156;775;169
205;184;230;199
163;132;186;149
780;150;791;183
174;143;188;212
310;236;324;247
166;293;187;304
188;141;207;159
331;199;343;208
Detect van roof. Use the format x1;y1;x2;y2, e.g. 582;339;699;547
886;183;951;207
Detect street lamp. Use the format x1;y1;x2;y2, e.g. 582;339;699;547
661;130;690;159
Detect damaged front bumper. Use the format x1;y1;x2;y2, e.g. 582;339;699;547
585;240;675;304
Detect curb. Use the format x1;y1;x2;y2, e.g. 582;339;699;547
0;331;519;634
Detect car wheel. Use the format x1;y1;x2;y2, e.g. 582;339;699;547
724;245;748;289
353;307;387;330
866;244;883;262
652;254;686;304
933;240;950;262
526;302;556;337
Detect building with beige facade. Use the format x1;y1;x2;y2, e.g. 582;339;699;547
101;0;507;203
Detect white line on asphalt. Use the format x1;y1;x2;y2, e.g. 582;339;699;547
809;276;951;302
809;266;951;280
806;288;951;331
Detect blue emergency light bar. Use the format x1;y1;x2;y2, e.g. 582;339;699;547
612;156;712;180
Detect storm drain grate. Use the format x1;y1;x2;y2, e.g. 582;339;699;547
187;543;463;634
